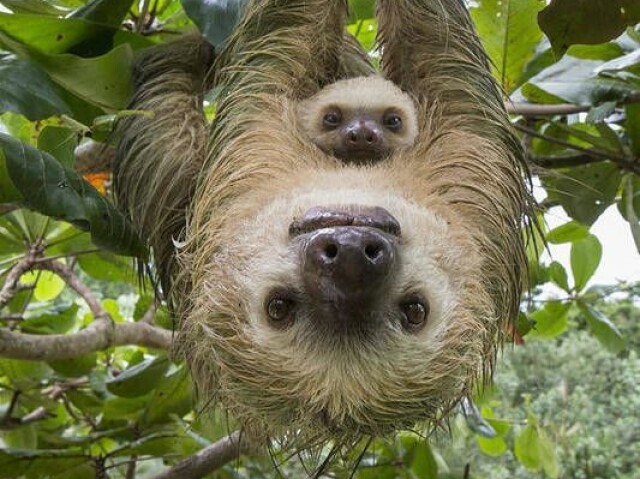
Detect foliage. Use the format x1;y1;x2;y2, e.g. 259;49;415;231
0;0;638;477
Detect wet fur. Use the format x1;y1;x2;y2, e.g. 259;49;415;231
115;0;532;451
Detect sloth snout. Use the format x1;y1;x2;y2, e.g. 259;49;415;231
302;226;397;312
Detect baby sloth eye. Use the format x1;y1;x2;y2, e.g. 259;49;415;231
383;112;403;132
265;290;296;329
322;109;342;129
399;294;429;333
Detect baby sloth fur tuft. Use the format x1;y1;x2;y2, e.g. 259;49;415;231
115;0;532;450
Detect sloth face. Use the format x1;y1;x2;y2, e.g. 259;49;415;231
187;165;491;441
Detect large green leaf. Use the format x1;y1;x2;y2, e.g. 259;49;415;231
0;13;112;54
514;423;542;470
514;48;637;105
69;0;133;27
527;301;571;339
0;32;133;110
0;133;147;258
0;0;66;15
546;221;589;244
570;233;603;291
539;0;640;56
181;0;248;49
470;0;543;92
0;56;72;120
626;103;640;156
144;366;194;424
106;356;170;398
0;449;90;479
20;304;79;335
578;302;625;353
543;162;622;226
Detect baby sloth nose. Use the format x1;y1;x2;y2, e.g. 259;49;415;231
345;120;381;146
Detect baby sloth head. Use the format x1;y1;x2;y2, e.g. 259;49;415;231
297;76;418;163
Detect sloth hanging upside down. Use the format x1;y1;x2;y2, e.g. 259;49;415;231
115;0;532;449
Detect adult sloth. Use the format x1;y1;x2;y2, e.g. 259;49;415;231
115;0;532;451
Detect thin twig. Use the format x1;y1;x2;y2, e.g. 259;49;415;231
153;431;246;479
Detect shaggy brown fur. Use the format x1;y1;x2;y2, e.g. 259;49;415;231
115;0;532;452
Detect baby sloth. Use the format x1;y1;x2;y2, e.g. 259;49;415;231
298;76;418;162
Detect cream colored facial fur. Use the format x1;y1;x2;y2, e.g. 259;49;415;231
297;76;418;159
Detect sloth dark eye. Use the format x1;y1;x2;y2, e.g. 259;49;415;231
399;294;429;332
322;109;342;129
383;113;402;132
265;290;296;328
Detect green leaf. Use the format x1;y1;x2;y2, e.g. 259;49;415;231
571;234;603;291
0;0;66;15
477;435;508;457
538;0;640;56
578;302;625;353
514;423;541;471
0;56;72;120
626;103;640;156
527;301;571;339
182;0;248;49
519;53;636;106
21;269;65;302
109;430;202;458
69;0;133;27
470;0;543;92
548;261;569;291
349;0;375;21
106;356;170;398
409;440;438;478
144;366;194;424
537;427;560;478
77;251;136;284
0;13;111;54
546;221;589;244
0;32;133;110
0;133;147;258
48;353;97;377
37;126;77;168
544;162;622;226
0;448;90;479
21;304;78;335
619;175;640;253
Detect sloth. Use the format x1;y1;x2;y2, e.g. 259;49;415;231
115;0;532;451
297;76;418;162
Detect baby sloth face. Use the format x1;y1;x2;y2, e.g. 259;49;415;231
297;76;419;163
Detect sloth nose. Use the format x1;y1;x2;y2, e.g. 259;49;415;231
302;226;396;309
346;121;381;146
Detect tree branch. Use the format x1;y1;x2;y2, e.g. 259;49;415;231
507;92;640;117
515;124;640;175
0;320;171;360
529;154;603;169
153;431;246;479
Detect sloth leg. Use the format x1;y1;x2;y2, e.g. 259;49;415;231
114;34;214;292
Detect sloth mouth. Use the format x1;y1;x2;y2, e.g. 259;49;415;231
289;206;401;238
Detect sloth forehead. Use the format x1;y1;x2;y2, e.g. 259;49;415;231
312;76;414;113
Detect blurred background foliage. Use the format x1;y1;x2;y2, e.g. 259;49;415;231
0;0;638;477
